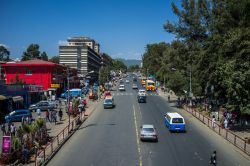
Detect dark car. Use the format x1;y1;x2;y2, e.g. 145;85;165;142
5;109;32;123
29;101;56;111
138;95;146;103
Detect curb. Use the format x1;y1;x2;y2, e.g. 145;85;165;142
38;100;101;166
158;93;250;156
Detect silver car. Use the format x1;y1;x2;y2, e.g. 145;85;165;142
119;85;125;91
140;124;158;142
29;100;56;111
132;84;138;89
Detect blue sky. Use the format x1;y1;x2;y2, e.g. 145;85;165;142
1;0;177;60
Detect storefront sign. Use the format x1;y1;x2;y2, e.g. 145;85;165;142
2;136;11;154
51;84;60;88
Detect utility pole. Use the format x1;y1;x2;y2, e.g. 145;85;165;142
67;66;70;124
189;64;193;106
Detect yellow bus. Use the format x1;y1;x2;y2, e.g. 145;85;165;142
146;80;156;91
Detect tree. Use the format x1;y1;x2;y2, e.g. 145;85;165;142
21;44;40;61
128;65;140;72
49;56;60;64
111;59;127;72
0;45;10;61
21;44;49;61
41;52;48;61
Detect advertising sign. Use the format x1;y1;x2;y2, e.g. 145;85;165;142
51;84;60;88
2;136;11;154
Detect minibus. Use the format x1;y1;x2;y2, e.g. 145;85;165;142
60;89;83;98
164;112;186;132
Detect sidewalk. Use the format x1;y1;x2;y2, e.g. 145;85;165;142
158;89;250;155
26;97;101;166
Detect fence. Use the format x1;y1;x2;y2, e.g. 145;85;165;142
184;106;250;156
35;115;82;166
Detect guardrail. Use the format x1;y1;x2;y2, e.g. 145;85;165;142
183;106;250;155
35;115;82;166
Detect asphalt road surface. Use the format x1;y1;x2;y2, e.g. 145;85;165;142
48;78;250;166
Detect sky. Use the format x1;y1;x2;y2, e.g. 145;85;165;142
0;0;178;60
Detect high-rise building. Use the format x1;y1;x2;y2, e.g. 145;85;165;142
59;37;101;77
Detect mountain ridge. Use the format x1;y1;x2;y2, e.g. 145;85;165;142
115;58;142;67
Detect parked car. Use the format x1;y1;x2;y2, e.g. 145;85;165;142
29;100;56;111
5;109;32;123
140;124;158;142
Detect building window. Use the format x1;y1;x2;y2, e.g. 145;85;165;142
26;70;32;75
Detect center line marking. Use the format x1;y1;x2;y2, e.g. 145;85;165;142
133;105;142;166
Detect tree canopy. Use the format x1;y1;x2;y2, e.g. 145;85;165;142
49;56;60;64
143;0;250;114
0;45;10;61
21;44;48;61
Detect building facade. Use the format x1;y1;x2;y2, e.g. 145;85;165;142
0;59;80;98
59;37;101;77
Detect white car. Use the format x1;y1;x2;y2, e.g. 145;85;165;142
132;84;138;89
138;89;146;96
125;80;130;83
119;85;125;91
140;124;158;142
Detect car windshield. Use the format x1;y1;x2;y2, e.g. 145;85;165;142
148;82;155;86
172;118;184;124
142;128;154;132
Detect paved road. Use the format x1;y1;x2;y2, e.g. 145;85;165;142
48;79;250;166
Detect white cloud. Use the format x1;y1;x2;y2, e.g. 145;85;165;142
0;44;9;48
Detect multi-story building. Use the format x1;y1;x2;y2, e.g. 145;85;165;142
59;37;101;77
1;59;80;98
100;53;112;67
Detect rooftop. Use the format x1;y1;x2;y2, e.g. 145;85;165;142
1;59;58;67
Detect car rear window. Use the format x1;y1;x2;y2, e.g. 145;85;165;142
142;128;154;132
172;118;184;124
104;99;113;103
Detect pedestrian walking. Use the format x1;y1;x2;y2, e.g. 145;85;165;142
1;123;6;135
10;123;16;137
212;115;216;129
53;110;57;125
22;145;29;164
21;116;25;125
36;108;41;117
210;151;217;165
26;116;31;124
59;109;63;121
224;118;228;129
45;110;51;122
7;123;11;135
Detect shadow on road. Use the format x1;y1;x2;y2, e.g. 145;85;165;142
78;123;116;130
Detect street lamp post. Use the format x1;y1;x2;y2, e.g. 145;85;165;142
189;65;193;106
66;66;70;125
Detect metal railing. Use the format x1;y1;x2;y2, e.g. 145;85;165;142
184;106;250;155
35;114;81;166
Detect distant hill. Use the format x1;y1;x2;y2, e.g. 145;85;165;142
116;58;142;67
